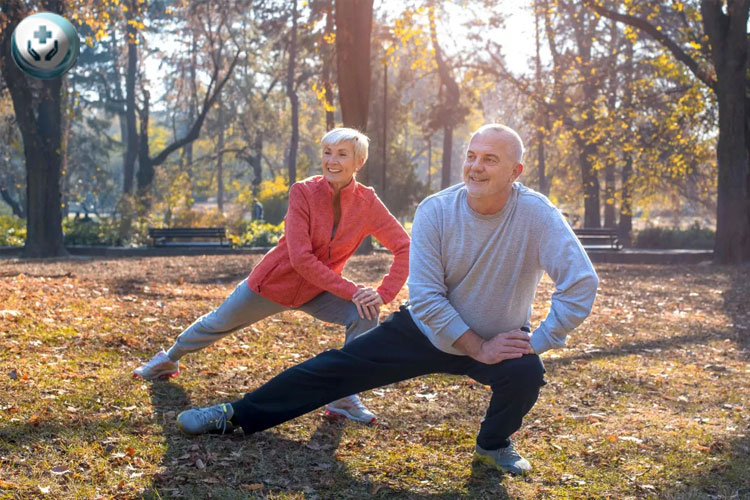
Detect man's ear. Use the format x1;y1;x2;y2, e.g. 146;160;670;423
513;163;524;179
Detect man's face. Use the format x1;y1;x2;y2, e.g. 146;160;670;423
462;131;522;205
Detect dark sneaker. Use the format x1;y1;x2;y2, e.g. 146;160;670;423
133;350;179;381
475;442;532;475
324;395;376;424
177;403;235;435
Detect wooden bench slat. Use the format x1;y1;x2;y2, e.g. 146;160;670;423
147;227;229;247
573;227;621;251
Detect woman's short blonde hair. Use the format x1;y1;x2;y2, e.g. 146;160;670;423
321;128;369;163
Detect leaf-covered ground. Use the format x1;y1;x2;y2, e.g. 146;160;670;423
0;255;748;499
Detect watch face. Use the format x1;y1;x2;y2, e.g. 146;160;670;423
11;12;80;80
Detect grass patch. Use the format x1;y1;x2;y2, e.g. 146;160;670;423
1;255;748;499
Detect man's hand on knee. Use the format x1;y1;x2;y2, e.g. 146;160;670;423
454;329;533;364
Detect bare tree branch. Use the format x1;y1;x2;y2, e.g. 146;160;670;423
150;48;242;167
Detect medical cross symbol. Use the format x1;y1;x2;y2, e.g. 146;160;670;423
33;25;52;44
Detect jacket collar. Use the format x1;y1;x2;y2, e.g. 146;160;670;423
321;175;358;198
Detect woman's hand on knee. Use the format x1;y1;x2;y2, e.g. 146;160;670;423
353;287;383;321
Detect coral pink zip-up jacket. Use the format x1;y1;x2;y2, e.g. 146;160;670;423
247;176;410;308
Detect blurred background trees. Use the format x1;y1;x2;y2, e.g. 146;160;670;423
0;0;744;263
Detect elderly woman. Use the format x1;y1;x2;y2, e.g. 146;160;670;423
134;128;410;423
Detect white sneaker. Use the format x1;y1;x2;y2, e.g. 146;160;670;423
475;441;532;475
325;395;376;424
133;350;179;380
177;403;235;435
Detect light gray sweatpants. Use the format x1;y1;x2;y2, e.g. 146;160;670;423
166;279;378;361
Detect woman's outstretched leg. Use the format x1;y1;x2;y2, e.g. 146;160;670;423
133;279;286;380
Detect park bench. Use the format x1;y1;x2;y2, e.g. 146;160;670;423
573;227;622;251
147;227;229;247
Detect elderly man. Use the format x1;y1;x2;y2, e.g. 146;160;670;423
176;124;598;475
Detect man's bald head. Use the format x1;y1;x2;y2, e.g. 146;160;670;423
470;124;525;165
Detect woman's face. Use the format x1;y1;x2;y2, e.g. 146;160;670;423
322;140;364;190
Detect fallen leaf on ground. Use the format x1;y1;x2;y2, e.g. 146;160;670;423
50;466;69;475
619;436;644;444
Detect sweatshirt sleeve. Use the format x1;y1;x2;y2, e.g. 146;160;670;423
366;195;410;304
530;210;599;354
407;201;470;345
284;183;359;300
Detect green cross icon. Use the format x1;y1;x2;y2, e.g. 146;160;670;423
33;25;52;44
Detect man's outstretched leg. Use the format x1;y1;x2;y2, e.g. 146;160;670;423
177;307;463;435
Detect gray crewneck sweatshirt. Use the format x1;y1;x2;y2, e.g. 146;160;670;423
407;182;598;355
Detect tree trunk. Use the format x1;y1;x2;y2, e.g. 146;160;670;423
534;0;549;196
60;78;72;217
216;94;225;212
381;59;387;195
701;0;750;264
323;1;336;131
537;124;548;196
334;0;373;169
136;90;153;210
182;31;198;185
604;20;619;228
286;0;299;186
619;156;634;246
252;132;263;191
428;6;460;190
123;0;139;195
579;139;601;228
618;40;635;247
573;13;601;228
334;0;374;254
604;162;616;227
0;0;67;257
427;136;432;191
441;126;453;189
109;20;129;195
26;78;67;257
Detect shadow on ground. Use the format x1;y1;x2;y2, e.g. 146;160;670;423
667;265;750;499
140;385;512;499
